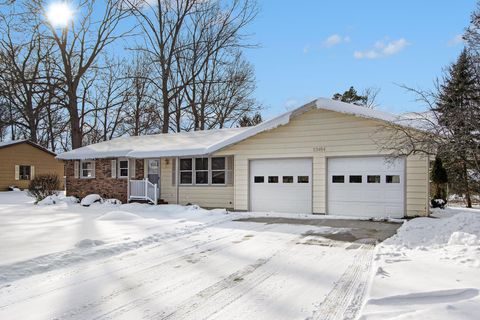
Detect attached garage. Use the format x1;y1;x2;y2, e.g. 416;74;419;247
250;158;312;213
327;157;405;218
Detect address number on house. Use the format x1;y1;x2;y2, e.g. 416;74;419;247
313;146;325;152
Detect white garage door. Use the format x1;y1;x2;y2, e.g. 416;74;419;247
250;158;312;214
327;157;405;218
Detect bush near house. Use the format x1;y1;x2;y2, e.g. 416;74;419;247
28;174;60;203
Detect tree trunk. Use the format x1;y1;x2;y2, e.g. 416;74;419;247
69;99;83;149
462;161;472;208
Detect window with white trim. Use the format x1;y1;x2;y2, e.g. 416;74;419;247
19;165;31;180
180;158;193;184
211;157;226;184
118;159;129;178
81;161;95;178
195;157;209;184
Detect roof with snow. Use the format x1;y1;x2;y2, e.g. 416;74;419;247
57;98;428;160
0;139;56;156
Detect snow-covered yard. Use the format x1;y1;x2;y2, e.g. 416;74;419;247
0;191;479;319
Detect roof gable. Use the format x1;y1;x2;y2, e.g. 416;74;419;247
0;140;57;156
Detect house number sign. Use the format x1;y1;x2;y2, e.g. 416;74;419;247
313;146;325;152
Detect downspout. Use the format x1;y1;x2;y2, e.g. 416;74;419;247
176;156;180;205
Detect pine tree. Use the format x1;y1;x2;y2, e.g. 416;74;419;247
238;112;263;127
435;48;479;208
332;86;367;106
431;156;448;207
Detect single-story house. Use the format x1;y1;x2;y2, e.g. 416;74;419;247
0;140;65;190
57;98;430;218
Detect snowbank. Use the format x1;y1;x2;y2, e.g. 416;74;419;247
383;210;480;249
80;194;102;206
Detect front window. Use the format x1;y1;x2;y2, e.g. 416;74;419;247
180;158;193;184
179;156;229;185
119;159;129;178
195;158;209;184
19;165;31;180
211;157;226;184
81;161;95;178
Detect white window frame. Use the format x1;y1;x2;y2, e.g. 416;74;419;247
118;158;129;178
80;160;95;179
179;158;193;185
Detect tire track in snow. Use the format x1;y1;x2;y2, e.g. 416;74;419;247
146;237;302;320
62;224;276;320
0;215;234;285
308;242;375;320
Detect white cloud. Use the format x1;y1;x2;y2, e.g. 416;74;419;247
354;38;410;59
323;34;351;48
303;45;311;54
448;34;464;46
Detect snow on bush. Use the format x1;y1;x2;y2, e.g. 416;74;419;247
38;195;79;205
103;199;122;206
80;194;103;206
97;211;143;221
383;211;480;249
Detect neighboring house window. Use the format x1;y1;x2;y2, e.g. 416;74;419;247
81;161;95;178
180;158;193;184
211;157;226;184
195;158;209;184
118;159;129;178
19;165;31;180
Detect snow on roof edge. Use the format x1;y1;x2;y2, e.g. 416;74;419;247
57;98;426;160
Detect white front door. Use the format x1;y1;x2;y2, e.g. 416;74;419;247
250;158;312;214
327;156;405;218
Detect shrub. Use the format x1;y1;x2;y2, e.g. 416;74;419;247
28;174;60;203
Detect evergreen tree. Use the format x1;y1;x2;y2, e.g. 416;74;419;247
332;86;367;106
435;48;480;208
431;156;448;207
238;112;263;127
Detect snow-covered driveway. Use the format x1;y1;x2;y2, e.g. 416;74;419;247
0;192;379;320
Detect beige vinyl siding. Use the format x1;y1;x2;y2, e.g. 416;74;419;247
215;108;429;217
159;158;234;209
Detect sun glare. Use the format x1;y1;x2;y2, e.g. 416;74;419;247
46;2;73;28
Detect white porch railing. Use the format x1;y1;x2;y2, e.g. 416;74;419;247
129;179;158;204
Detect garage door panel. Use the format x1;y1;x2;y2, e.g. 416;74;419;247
250;159;312;214
328;157;405;218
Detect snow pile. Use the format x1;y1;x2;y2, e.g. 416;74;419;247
38;194;79;205
383;211;480;249
75;239;106;248
448;232;480;246
80;194;102;206
97;211;143;221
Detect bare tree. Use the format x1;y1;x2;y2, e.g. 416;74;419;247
32;0;132;149
128;0;258;133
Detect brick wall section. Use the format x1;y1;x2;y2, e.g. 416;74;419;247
65;159;145;203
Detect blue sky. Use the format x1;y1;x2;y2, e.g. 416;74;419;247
243;0;476;117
